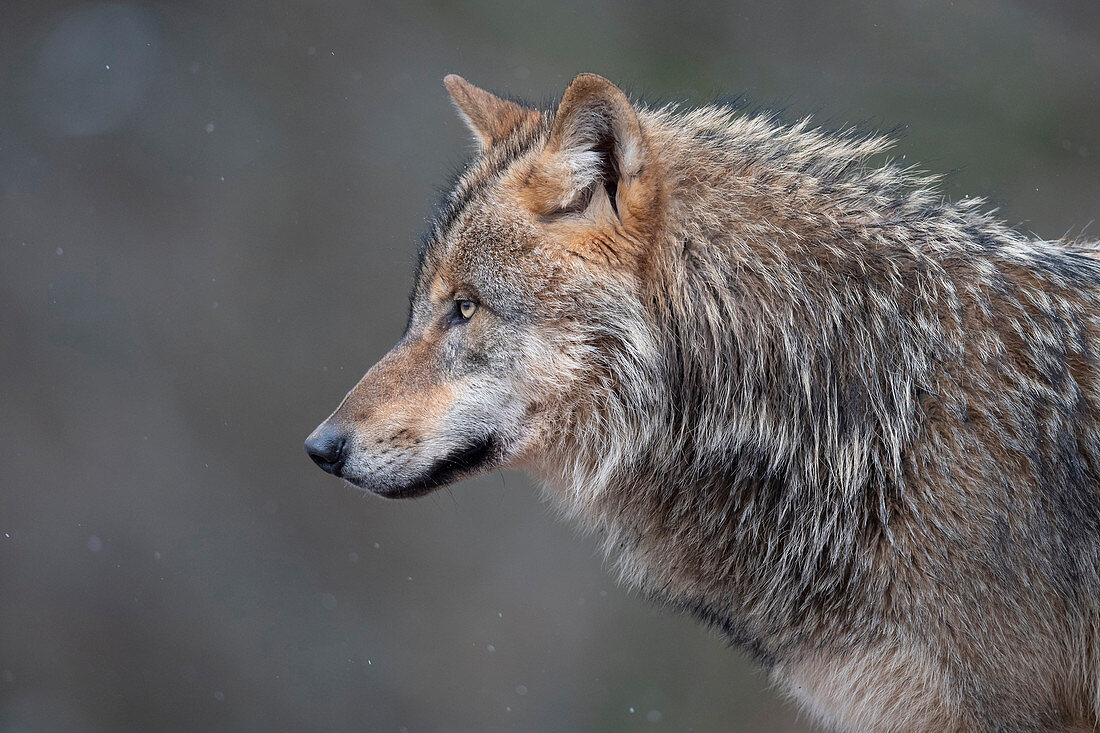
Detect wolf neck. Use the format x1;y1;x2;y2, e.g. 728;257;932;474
540;107;943;661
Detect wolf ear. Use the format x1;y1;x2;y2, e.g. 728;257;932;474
444;74;540;152
529;73;646;219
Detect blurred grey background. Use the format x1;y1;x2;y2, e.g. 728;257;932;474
1;1;1097;731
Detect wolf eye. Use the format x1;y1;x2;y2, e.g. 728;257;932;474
456;300;478;320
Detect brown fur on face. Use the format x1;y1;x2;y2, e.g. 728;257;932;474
307;73;1100;731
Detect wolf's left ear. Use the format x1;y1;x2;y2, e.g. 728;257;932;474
533;73;646;217
445;74;541;152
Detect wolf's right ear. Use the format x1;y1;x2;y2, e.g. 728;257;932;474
444;74;540;152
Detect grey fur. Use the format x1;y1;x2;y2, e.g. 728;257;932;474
309;75;1100;731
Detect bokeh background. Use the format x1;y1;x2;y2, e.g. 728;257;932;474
1;1;1098;731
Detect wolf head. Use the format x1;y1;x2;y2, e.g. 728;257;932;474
305;74;664;498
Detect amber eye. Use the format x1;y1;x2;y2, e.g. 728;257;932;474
457;300;478;320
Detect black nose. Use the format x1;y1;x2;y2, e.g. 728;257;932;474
305;426;347;475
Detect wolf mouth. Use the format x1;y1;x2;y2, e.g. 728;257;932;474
371;436;498;499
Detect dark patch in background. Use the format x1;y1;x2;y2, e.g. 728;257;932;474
0;1;1097;731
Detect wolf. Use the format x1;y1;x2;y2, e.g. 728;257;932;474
305;73;1100;731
